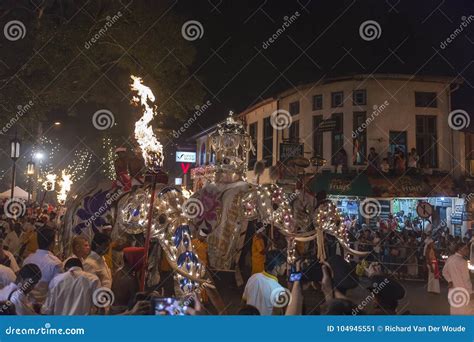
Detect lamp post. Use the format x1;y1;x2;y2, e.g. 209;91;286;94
27;161;35;202
10;133;21;199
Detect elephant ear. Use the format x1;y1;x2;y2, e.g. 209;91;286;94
153;188;212;292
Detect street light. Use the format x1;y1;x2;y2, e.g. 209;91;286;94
10;133;21;199
27;161;35;175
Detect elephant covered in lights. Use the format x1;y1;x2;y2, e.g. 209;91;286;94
63;181;210;291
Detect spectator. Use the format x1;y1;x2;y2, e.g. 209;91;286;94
42;258;100;315
0;264;41;315
23;227;63;304
84;232;112;288
242;250;287;315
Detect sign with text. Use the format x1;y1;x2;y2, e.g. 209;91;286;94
279;143;304;162
176;151;196;163
315;118;337;132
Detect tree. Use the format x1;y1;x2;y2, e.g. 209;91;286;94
0;0;205;141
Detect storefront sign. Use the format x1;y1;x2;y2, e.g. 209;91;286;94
328;178;352;193
176;151;196;163
279;143;304;162
399;177;424;194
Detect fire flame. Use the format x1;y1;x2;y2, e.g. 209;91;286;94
43;174;57;191
57;171;72;205
130;75;163;171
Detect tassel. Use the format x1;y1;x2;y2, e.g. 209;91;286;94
317;229;326;262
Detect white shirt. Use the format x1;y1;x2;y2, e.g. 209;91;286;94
83;251;112;288
243;272;286;315
0;283;36;315
23;249;63;303
0;264;16;289
4;231;20;256
443;253;473;294
42;266;100;315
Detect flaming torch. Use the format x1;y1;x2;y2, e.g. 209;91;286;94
40;174;56;208
130;75;163;291
57;171;72;205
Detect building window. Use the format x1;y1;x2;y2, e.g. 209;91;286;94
353;89;367;105
289;120;299;143
248;122;258;169
416;115;438;168
352;112;367;165
331;91;344;107
331;113;344;165
313;116;323;158
263;116;274;166
415;92;437;108
312;94;323;110
289;101;300;116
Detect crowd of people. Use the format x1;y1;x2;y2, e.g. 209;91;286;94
0;196;471;317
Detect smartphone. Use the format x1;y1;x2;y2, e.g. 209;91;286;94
152;297;188;316
289;272;302;282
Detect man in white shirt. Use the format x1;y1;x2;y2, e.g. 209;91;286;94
42;258;100;315
0;264;41;315
442;243;473;315
84;232;112;288
0;264;16;289
23;227;63;304
242;250;288;315
63;236;91;266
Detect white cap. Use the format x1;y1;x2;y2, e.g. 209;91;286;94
115;147;127;153
199;230;208;237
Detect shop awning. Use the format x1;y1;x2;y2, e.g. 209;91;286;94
369;175;457;197
309;173;373;197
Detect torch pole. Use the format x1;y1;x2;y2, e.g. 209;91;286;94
140;173;158;291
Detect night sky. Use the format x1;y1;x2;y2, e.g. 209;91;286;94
175;0;474;134
0;0;473;187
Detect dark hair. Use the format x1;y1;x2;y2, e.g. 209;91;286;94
91;232;111;252
455;242;468;252
18;264;41;285
65;258;83;271
0;301;16;315
36;227;55;250
238;305;260;315
264;250;285;272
